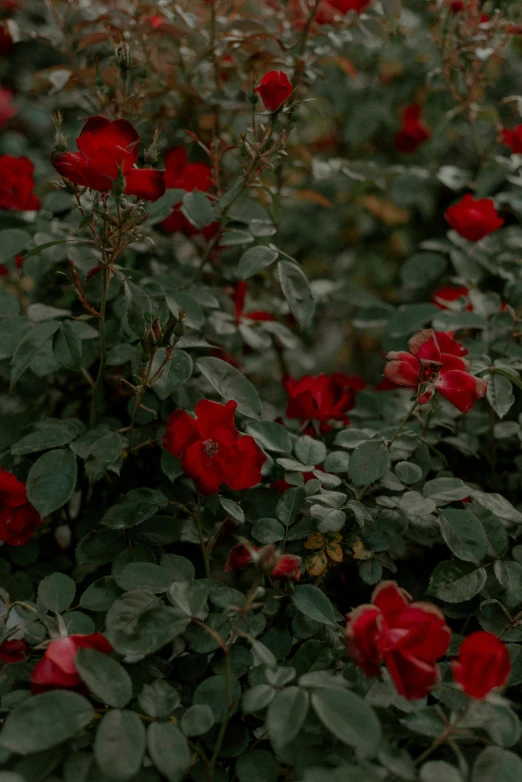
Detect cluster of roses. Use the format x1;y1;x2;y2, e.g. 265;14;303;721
0;581;511;705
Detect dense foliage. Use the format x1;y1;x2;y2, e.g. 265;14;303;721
2;0;522;780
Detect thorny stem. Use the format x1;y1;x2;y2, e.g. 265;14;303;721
413;705;471;766
389;399;420;445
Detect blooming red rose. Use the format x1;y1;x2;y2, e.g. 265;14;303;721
0;155;40;211
345;581;451;700
0;467;41;546
161;146;217;236
51;116;165;201
31;633;113;694
162;399;267;495
225;541;301;581
451;631;511;699
283;373;365;433
431;285;472;311
445;194;503;242
394;105;431;153
229;282;275;324
255;71;293;112
0;639;29;664
0;88;16;129
503;126;522;154
384;328;487;413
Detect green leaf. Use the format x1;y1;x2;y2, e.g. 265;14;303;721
0;691;94;754
138;680;180;718
294;435;326;466
197;356;262;418
150;348;193;400
181;704;214;737
428;560;487;602
420;761;462;782
101;488;169;529
38;573;76;613
293;585;336;626
252;518;285;544
471;491;522;523
94;710;145;782
193;675;241;723
395;461;422;485
277;260;315;330
0;288;19;317
26;449;77;517
388;304;438;337
84;431;124;484
266;687;309;750
76;648;132;708
10;320;61;387
147;722;190;782
238;246;278;279
487;374;515;419
53;321;83;370
311;688;381;757
22;239;81;260
423;478;470;505
348;440;389;486
12;418;85;456
242;684;276;713
108;604;189;657
0;229;31;264
439;509;488;564
245;420;292;453
472;748;522;781
219;496;244;523
181;191;214;229
236;749;278;782
80;578;122;612
114;563;171;593
276;487;306;525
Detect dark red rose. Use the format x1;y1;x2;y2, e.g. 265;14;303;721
384;328;487;413
162;399;267;495
229;282;275;324
0;156;40;211
31;633;113;694
346;581;451;700
161;146;217;236
394;105;430;153
431;285;472;311
503;126;522;154
51;116;165;201
255;71;293;112
0;88;16;129
0;467;41;546
224;541;258;572
283;373;364;432
0;639;29;664
224;541;301;581
452;631;511;699
445;194;503;242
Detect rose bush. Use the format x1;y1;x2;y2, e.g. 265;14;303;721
1;0;522;780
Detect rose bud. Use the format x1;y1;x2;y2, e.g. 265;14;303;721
224;541;258;572
445;194;504;242
271;554;302;581
31;633;113;694
451;631;511;699
255;71;293;112
0;639;30;664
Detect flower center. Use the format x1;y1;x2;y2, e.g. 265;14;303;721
203;439;219;457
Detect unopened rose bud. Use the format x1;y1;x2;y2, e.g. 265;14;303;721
152;318;162;343
115;42;133;71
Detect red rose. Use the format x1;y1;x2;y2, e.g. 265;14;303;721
51;116;165;201
0;155;40;211
0;88;16;129
503;126;522;154
255;71;293;112
445;194;504;242
161;146;217;236
0;639;29;664
31;633;113;694
162;399;267;495
394;105;430;153
452;631;511;699
225;541;301;581
431;285;472;311
328;0;371;12
345;581;451;700
384;328;487;413
0;468;41;546
225;541;259;572
229;282;275;324
271;553;301;580
283;373;364;432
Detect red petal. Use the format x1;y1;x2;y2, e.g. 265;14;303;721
435;370;487;413
408;329;441;362
194;399;238;438
182;440;223;495
163;408;200;457
372;581;410;620
125;169;166;201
